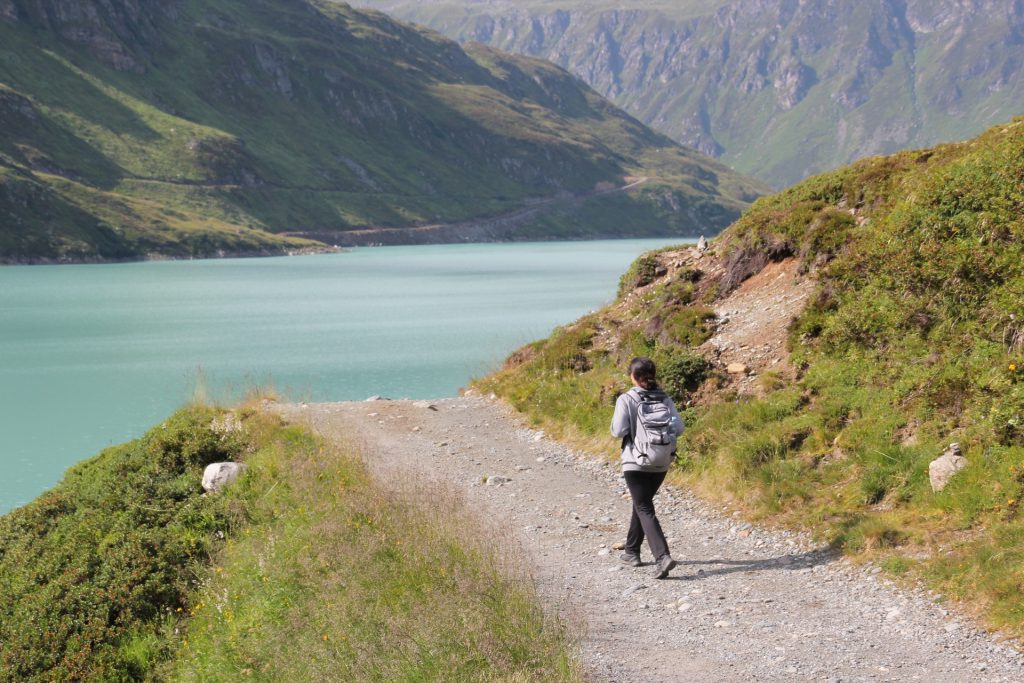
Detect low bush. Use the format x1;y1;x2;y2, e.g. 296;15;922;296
0;407;252;681
657;351;711;403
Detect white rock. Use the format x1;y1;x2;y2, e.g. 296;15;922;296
929;443;967;492
202;462;247;493
413;401;438;410
726;363;750;375
365;395;384;402
486;475;512;486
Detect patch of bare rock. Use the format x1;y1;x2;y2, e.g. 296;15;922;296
701;257;814;394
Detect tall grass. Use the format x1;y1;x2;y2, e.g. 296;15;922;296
169;426;582;682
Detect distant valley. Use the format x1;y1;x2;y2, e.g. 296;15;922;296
357;0;1024;187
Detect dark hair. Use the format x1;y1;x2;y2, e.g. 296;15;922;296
628;357;659;390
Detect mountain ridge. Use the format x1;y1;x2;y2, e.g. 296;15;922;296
357;0;1024;188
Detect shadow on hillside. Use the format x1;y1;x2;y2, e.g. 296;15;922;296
661;548;837;581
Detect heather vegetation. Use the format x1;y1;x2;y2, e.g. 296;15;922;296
0;407;249;680
0;406;581;681
479;117;1024;635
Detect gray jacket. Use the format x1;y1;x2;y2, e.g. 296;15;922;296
610;387;684;473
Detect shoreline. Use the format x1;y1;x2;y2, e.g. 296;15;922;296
0;244;341;267
0;232;703;266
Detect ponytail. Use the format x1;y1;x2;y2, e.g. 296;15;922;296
628;357;659;391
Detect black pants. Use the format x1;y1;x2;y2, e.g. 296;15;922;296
624;470;669;561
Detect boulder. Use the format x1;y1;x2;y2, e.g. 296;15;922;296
485;475;512;486
726;362;750;375
202;462;247;493
697;235;709;252
928;443;966;492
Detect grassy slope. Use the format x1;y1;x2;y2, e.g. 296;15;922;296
478;117;1024;636
0;406;581;681
0;0;762;262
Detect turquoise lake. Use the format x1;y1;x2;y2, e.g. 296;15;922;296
0;239;687;513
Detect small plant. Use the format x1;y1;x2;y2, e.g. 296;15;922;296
617;253;661;297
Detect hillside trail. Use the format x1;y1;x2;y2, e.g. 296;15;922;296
280;397;1024;682
278;177;648;246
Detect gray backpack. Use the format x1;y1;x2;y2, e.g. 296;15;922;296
629;389;678;469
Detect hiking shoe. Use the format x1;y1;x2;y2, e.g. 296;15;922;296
619;551;642;567
652;555;677;579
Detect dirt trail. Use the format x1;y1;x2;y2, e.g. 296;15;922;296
279;398;1023;682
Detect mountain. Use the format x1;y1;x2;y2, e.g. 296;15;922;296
478;116;1024;636
356;0;1024;188
0;0;764;263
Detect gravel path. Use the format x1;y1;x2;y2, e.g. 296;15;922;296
279;397;1024;682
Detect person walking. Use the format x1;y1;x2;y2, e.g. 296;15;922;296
610;357;684;579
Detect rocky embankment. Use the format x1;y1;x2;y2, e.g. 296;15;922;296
283;397;1024;682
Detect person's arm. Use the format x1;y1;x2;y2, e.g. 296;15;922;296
610;393;632;438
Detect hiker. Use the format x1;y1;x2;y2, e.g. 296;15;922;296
611;357;683;579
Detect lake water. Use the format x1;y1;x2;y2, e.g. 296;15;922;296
0;239;687;512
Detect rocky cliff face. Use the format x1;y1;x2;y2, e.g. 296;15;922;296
358;0;1024;187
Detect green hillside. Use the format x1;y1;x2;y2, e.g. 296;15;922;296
0;0;762;263
479;118;1024;634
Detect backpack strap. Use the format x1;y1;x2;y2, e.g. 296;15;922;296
621;390;640;449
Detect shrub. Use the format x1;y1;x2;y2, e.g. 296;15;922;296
0;408;249;682
660;306;716;347
617;253;661;296
658;352;710;402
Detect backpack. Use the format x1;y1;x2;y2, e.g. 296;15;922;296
628;389;678;469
